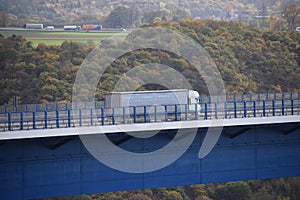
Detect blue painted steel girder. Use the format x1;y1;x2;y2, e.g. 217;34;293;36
0;123;300;199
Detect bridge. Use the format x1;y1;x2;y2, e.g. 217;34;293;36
0;92;300;199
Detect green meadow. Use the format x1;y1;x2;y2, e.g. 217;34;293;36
0;29;125;46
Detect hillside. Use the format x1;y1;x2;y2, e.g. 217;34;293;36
0;0;299;27
0;19;299;105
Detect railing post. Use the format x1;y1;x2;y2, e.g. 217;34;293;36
282;100;285;115
185;104;188;120
90;109;93;125
44;111;48;129
56;110;59;128
33;112;36;129
263;100;266;117
133;106;136;123
175;104;178;121
112;108;115;125
214;102;218;119
20;112;24;130
101;108;105;125
123;107;126;124
144;106;147;123
195;104;198;120
234;102;237;118
165;105;168;122
243;101;247;117
204;103;208;120
79;109;82;126
224;102;227;119
154;106;157;122
67;110;71;127
272;100;275;116
253;101;256;117
291;99;294;115
7;112;12;131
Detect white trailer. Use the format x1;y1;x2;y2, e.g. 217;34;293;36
25;23;43;29
105;89;201;122
64;25;81;30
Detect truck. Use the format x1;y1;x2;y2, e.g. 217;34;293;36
104;89;201;122
46;26;54;30
82;25;102;31
25;23;43;29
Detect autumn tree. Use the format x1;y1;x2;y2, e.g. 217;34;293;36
282;4;300;31
105;6;140;28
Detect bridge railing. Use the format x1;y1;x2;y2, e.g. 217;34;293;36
199;91;300;103
0;98;299;132
0;101;105;113
1;92;299;113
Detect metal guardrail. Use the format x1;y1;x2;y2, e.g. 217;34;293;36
1;92;299;113
199;91;300;103
0;101;105;113
0;97;299;132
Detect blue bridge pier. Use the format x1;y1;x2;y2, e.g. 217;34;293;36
0;117;300;199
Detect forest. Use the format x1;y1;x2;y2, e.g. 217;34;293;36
0;19;299;105
41;177;300;199
0;0;299;30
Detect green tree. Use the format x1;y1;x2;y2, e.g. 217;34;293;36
214;182;253;200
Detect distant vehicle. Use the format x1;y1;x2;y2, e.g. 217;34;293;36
25;23;43;29
64;25;81;31
296;27;300;32
105;89;201;121
46;26;54;30
82;25;102;31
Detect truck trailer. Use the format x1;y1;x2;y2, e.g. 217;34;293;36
64;25;81;30
104;89;201;122
82;25;102;31
25;23;43;29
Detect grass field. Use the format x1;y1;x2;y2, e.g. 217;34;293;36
0;29;126;46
